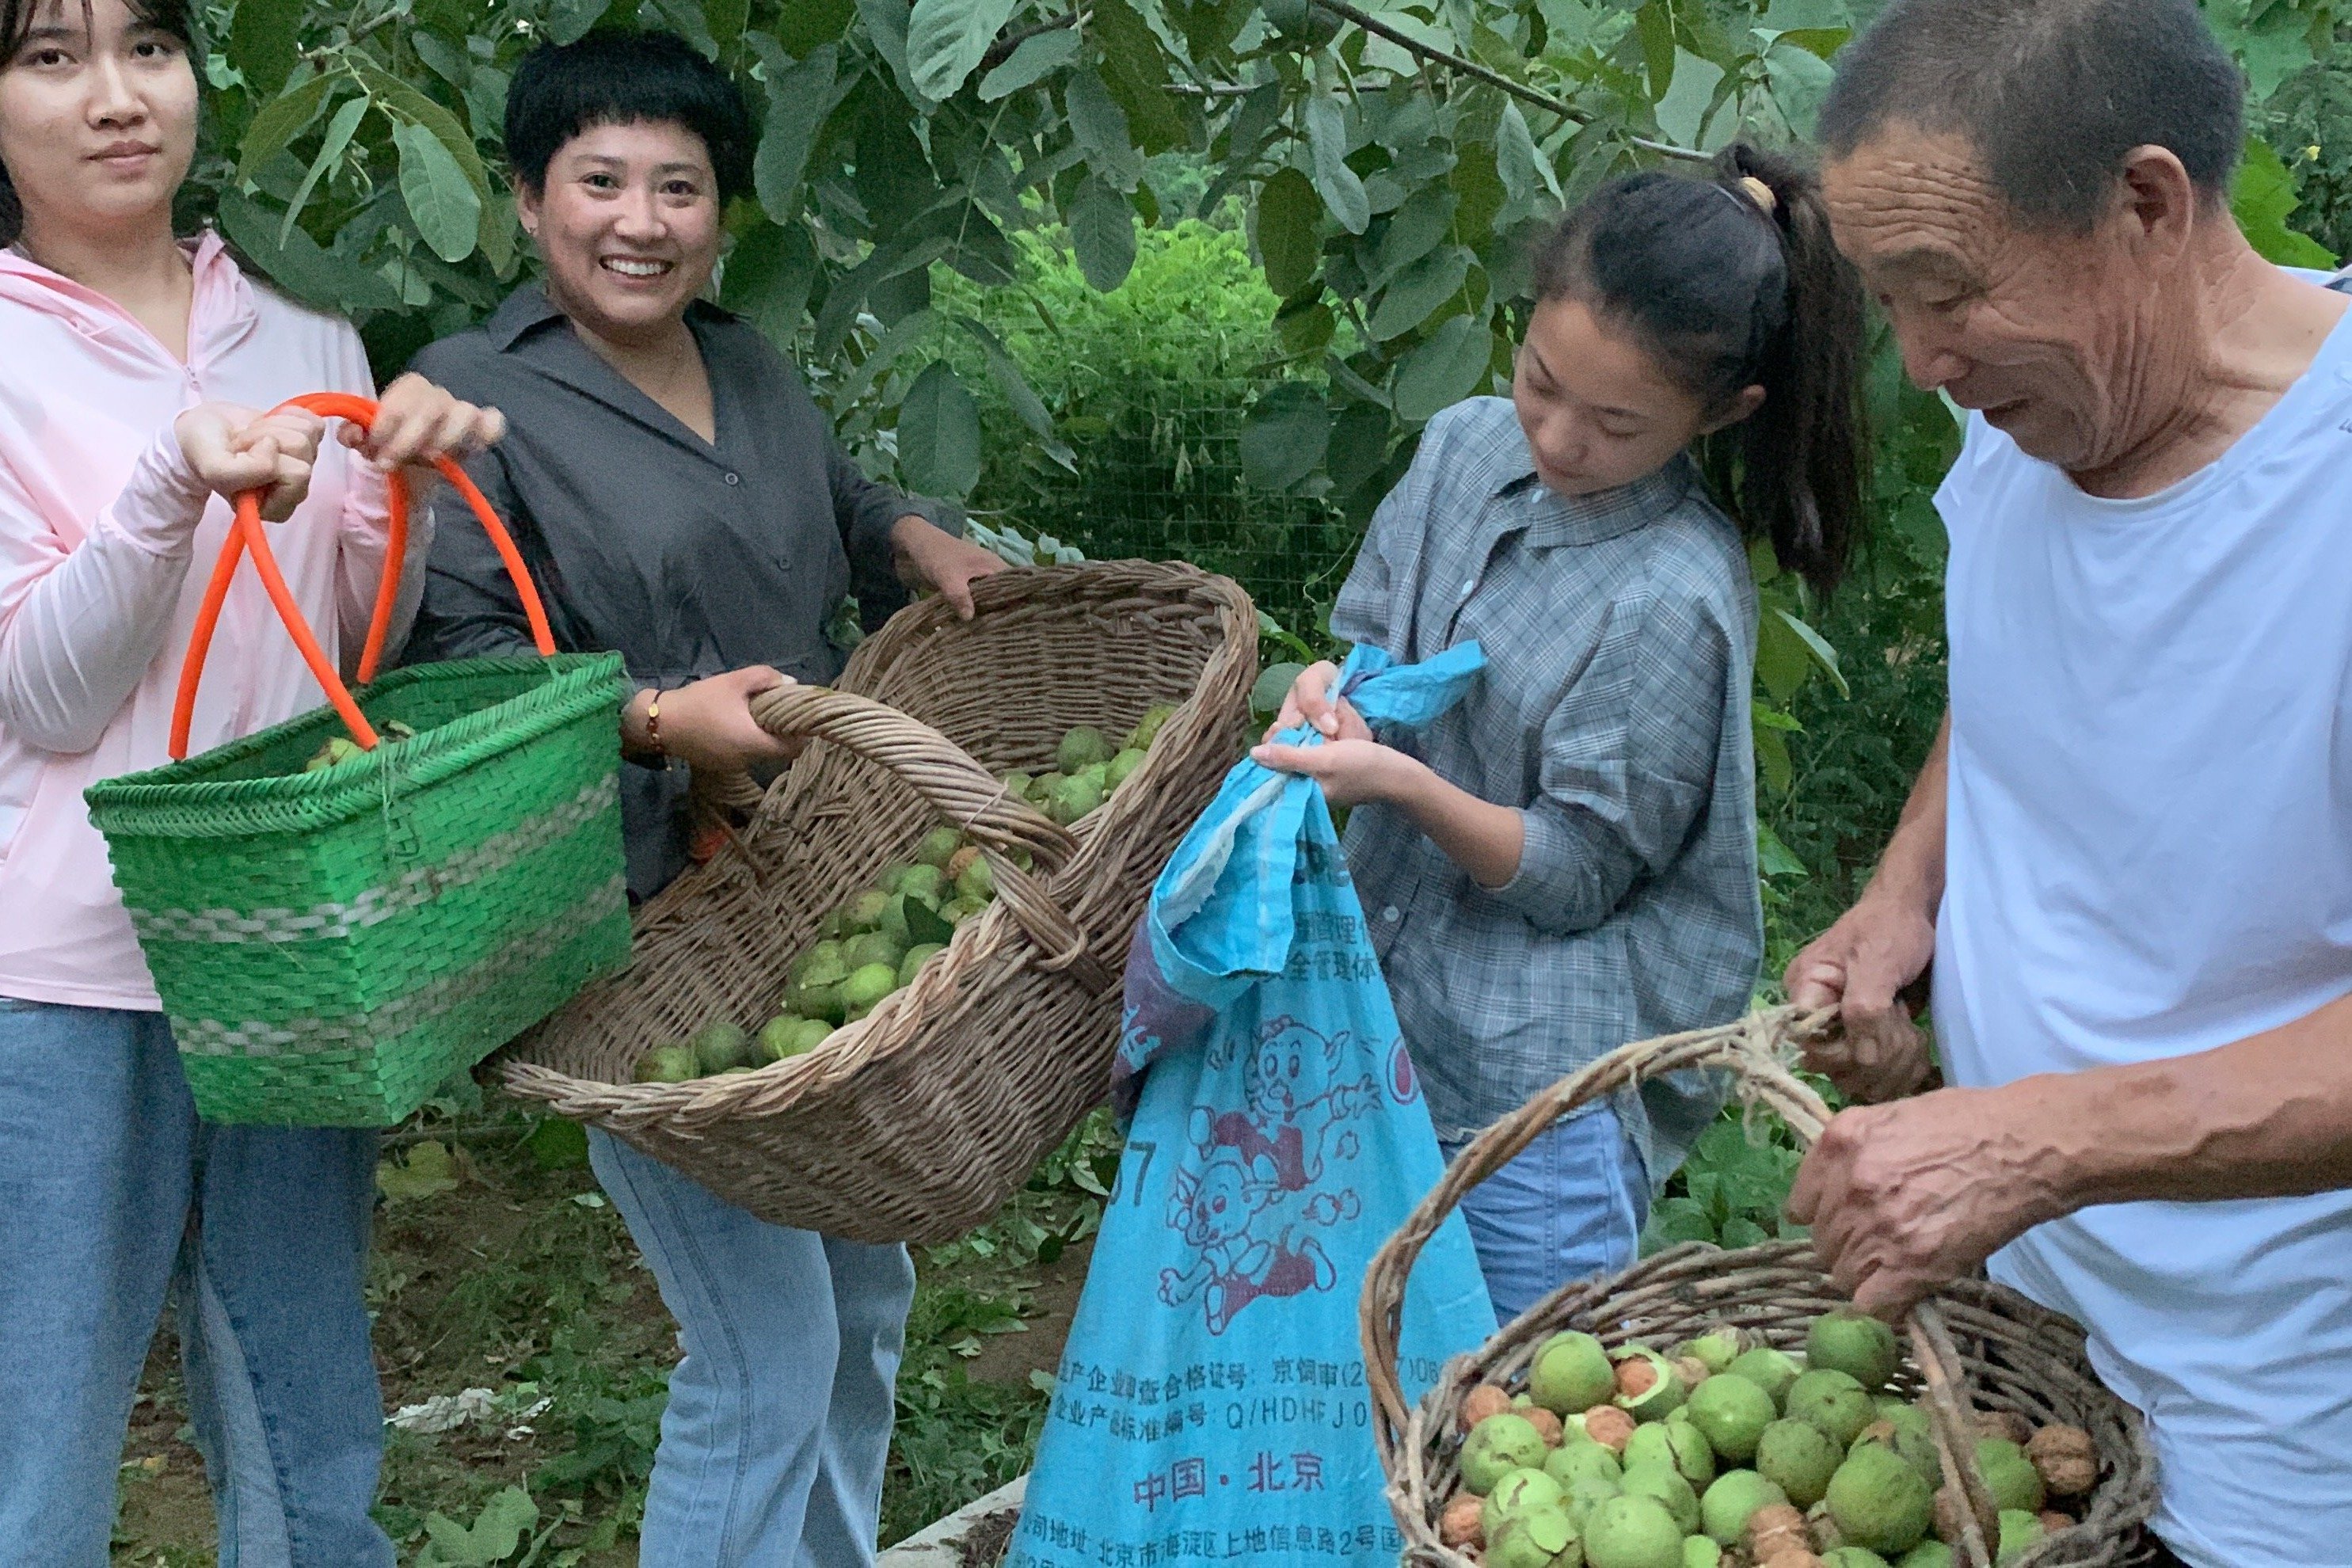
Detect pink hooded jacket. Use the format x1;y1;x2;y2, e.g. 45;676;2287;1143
0;233;423;1010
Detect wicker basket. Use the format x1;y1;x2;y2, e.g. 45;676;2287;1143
1359;1007;2162;1568
86;394;630;1127
498;561;1257;1244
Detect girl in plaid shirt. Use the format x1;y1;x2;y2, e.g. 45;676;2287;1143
1257;143;1867;1319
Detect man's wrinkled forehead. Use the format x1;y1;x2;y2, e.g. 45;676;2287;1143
1823;124;2010;281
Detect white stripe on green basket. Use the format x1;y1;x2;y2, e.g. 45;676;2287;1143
172;871;627;1057
128;775;619;945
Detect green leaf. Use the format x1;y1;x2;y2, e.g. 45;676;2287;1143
1654;46;1724;147
898;361;984;497
1774;607;1848;697
2232;135;2339;268
228;0;306;96
1635;0;1676;101
1239;382;1331;491
754;44;839;224
776;0;855;51
394;120;483;264
1756;820;1808;880
1254;166;1324;299
375;1140;460;1201
1252;660;1308;717
1305;96;1369;235
904;895;956;946
354;67;491;200
1495;100;1562;214
1372;184;1456;285
217;188;402;311
978;25;1079;99
956;314;1056;438
704;0;751;56
1064;69;1141;192
1325;401;1392;498
721;218;817;344
1090;0;1186;154
856;0;920;101
1367;244;1470;340
420;1486;538;1565
1068;174;1137;291
237;75;331;185
546;0;615;44
478;191;519;277
1391;314;1492;421
906;0;1018;101
525;1117;592;1170
279;93;367;248
1763;40;1836;139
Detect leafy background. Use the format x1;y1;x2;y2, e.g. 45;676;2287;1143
109;0;2352;1560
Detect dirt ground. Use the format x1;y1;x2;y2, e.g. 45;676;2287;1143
106;1124;1097;1566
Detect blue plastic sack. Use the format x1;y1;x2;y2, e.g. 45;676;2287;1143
1007;643;1496;1568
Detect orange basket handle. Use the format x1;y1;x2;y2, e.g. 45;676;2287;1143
167;392;555;761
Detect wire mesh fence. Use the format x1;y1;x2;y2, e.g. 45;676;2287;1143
969;382;1363;643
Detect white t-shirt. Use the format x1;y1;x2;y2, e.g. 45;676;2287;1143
1935;273;2352;1568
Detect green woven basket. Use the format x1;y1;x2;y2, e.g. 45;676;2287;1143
87;653;631;1126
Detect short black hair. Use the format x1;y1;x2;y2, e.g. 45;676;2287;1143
504;29;755;205
1817;0;2244;230
1;0;195;245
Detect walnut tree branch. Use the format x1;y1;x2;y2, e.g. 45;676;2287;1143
1306;0;1710;164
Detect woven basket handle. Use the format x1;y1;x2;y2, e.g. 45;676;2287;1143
1356;1007;2006;1568
167;393;555;761
743;682;1115;994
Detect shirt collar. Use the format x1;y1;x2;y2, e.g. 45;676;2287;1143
1495;450;1700;549
483;281;735;350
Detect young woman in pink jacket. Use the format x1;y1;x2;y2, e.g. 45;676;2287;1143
0;0;500;1561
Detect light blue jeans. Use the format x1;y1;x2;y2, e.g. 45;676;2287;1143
587;1128;915;1566
1441;1103;1650;1326
0;998;390;1567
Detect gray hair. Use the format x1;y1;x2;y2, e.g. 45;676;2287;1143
1816;0;2244;231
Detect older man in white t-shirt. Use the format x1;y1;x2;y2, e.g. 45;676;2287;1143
1783;2;2352;1564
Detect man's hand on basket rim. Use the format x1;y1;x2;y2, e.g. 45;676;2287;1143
1784;887;1939;1105
1787;1085;2066;1318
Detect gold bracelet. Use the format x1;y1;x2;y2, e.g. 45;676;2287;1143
644;691;667;757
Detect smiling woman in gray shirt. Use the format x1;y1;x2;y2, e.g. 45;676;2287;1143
399;32;1002;1568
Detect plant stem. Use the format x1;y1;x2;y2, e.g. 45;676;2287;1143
1305;0;1711;164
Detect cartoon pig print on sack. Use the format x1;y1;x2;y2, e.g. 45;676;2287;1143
1157;1018;1375;1334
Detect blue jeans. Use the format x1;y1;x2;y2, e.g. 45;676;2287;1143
1441;1104;1650;1326
0;999;390;1567
588;1128;915;1566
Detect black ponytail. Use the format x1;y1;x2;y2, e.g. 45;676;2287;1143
1529;142;1867;596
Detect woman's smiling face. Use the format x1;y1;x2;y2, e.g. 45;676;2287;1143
518;116;723;346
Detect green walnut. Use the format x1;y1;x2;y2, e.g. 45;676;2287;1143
1684;1368;1777;1463
1807;1311;1902;1394
1824;1441;1934;1556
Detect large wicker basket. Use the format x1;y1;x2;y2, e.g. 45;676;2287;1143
498;561;1256;1243
1360;1007;2162;1568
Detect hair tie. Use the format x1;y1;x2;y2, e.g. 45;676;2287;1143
1735;175;1778;216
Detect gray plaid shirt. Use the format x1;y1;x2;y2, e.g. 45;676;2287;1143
1334;397;1761;1183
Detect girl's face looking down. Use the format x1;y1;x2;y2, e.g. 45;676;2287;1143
519;116;724;348
1511;295;1763;499
0;0;196;246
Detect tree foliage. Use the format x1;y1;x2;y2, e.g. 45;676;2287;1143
189;0;2342;748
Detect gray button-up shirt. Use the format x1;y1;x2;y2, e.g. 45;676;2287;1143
402;286;935;900
1334;397;1761;1183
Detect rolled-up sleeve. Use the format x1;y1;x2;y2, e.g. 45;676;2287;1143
1483;584;1730;937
